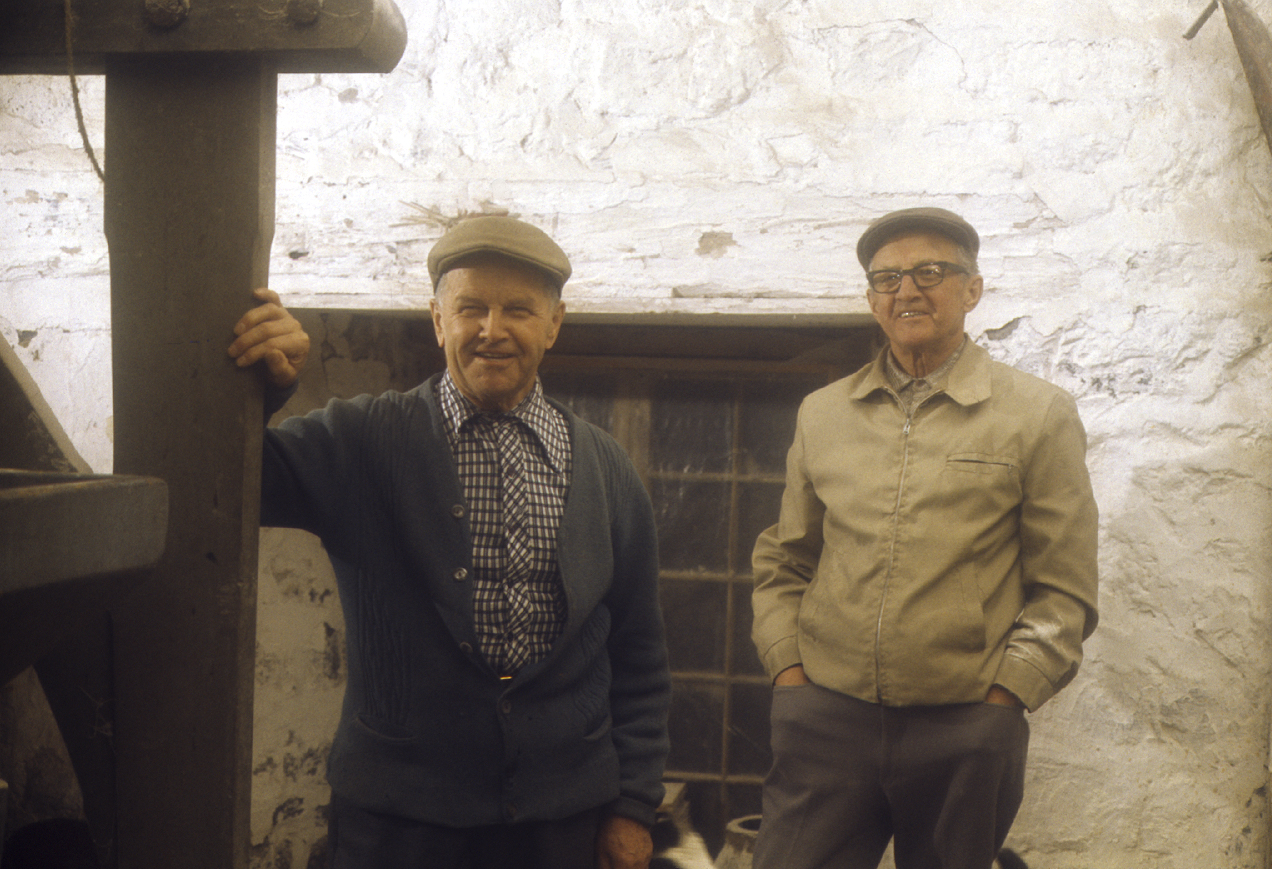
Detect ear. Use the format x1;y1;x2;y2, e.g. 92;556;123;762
963;275;984;313
430;296;446;347
865;288;887;325
545;300;565;349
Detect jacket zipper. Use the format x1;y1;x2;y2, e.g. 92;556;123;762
875;405;912;702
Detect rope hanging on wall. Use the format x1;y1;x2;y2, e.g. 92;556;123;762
63;0;105;183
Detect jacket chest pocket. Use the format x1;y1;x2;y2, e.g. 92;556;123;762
946;452;1018;475
938;453;1022;514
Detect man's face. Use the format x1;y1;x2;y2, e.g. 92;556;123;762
431;259;565;412
866;231;983;369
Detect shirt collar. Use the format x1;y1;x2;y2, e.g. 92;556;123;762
852;336;991;407
883;335;967;393
438;372;570;474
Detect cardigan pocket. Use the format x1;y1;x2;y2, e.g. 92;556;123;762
354;713;420;743
337;709;503;789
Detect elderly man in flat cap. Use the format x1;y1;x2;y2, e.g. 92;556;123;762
750;207;1099;869
229;216;670;869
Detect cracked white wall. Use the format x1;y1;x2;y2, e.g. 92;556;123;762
4;1;1272;866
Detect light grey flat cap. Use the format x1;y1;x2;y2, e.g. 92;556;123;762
427;215;572;291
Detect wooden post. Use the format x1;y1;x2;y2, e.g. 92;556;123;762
0;5;404;865
104;55;275;869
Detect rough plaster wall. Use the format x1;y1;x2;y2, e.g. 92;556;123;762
252;526;343;869
0;73;110;472
4;1;1272;867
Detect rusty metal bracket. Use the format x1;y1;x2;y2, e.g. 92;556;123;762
1185;1;1219;39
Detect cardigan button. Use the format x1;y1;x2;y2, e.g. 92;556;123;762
453;568;468;581
451;504;465;518
459;642;472;654
500;700;512;715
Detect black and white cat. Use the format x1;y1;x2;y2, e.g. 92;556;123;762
648;797;715;869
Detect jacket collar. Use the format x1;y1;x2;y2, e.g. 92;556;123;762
849;336;993;407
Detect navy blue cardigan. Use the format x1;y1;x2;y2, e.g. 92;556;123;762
261;374;670;827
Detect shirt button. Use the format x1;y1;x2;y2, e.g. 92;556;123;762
452;568;468;581
451;504;465;518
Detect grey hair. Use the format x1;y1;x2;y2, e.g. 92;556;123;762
953;243;979;276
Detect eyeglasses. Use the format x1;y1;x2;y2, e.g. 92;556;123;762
866;261;968;294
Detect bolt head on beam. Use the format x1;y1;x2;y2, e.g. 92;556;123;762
286;0;323;26
145;0;191;29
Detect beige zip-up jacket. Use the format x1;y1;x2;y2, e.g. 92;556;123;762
752;341;1098;712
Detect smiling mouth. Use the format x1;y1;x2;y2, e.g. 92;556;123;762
898;311;928;319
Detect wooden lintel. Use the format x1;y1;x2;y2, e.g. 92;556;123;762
0;0;406;75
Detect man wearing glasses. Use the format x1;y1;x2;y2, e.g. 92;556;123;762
751;208;1099;869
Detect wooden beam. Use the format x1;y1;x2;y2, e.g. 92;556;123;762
104;54;274;869
0;0;405;74
0;334;89;474
1220;0;1272;159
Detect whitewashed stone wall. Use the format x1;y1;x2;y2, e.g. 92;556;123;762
4;1;1272;866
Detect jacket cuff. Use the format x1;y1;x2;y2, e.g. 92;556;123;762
608;794;657;828
761;636;802;683
994;653;1055;712
264;381;299;419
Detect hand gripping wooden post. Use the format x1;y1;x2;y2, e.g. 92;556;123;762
0;3;405;867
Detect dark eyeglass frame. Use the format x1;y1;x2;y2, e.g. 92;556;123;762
866;261;968;294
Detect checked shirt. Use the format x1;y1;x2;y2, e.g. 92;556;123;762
436;373;571;677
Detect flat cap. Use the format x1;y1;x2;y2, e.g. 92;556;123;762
428;215;572;291
856;207;979;270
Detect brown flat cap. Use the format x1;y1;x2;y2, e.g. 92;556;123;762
428;215;572;291
856;207;979;270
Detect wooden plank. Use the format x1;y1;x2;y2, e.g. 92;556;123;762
104;54;273;869
0;334;115;864
0;0;405;74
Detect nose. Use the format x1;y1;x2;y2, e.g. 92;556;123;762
479;310;509;341
895;273;924;301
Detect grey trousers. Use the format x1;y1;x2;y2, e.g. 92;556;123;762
753;683;1029;869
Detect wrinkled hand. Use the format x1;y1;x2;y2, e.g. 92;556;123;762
985;684;1026;709
227;287;310;388
595;815;652;869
